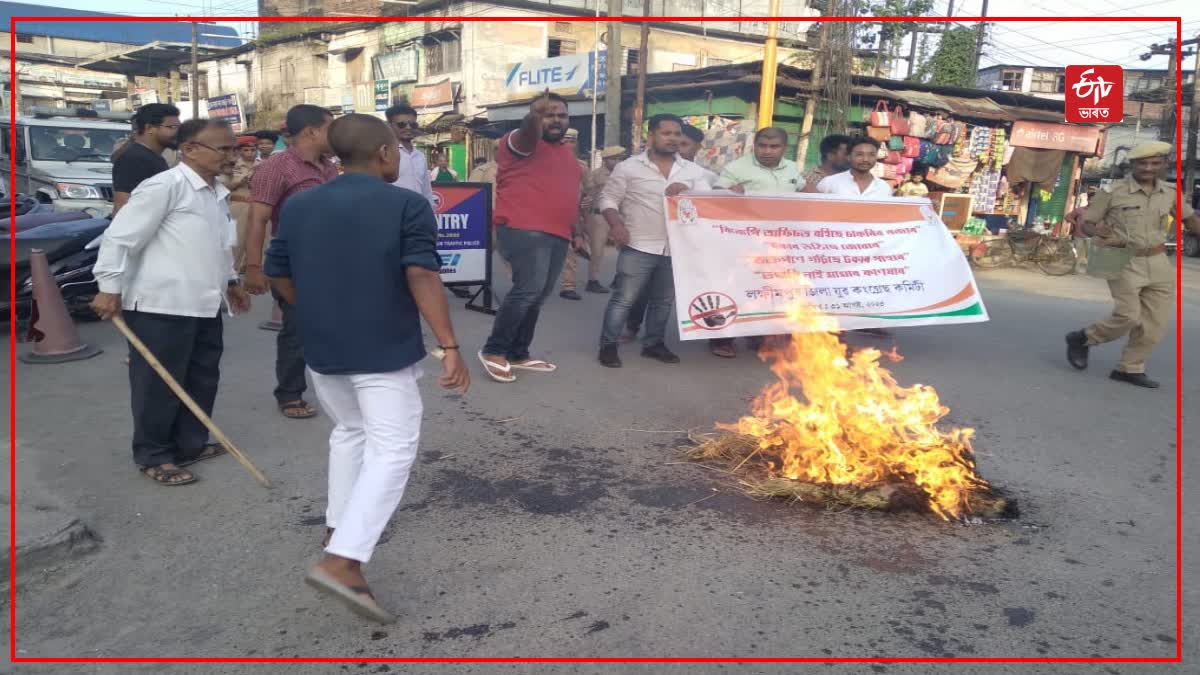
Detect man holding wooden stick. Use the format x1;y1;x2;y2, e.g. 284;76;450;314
92;119;251;486
265;114;469;623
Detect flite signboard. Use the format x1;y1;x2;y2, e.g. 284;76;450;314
1009;120;1101;155
505;51;607;100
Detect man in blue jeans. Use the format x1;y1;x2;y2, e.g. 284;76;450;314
596;114;714;368
479;92;585;383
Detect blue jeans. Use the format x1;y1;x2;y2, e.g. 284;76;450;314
483;226;569;361
600;247;675;348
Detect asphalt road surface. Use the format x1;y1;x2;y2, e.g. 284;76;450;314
3;252;1196;674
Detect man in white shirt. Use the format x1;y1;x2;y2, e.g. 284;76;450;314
815;136;894;198
597;114;714;368
814;135;895;338
92;119;252;487
385;104;434;205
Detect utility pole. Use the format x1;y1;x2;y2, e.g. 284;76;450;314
604;0;622;148
756;0;782;130
191;21;200;119
974;0;989;73
1185;33;1200;196
630;1;651;153
1141;39;1198;143
796;18;829;164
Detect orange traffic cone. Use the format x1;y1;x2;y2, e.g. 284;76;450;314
19;249;102;364
258;300;282;331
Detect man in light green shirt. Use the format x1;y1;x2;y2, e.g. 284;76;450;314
715;127;803;193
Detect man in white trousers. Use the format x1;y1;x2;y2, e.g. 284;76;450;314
264;113;470;623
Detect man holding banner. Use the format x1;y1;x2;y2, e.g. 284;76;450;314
596;114;714;368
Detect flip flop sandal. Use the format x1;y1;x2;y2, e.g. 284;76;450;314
140;465;197;486
305;567;395;624
477;351;515;383
710;345;737;359
177;443;227;468
509;359;557;373
279;400;318;419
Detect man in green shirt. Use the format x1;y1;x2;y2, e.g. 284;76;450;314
716;127;803;193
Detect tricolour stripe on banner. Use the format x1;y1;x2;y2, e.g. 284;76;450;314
687;195;928;224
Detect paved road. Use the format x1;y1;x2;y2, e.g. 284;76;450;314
3;253;1196;674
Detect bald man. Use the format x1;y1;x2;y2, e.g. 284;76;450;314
265;113;469;623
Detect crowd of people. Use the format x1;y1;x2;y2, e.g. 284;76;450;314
85;94;1196;623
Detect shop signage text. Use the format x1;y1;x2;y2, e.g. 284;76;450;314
1010;120;1100;155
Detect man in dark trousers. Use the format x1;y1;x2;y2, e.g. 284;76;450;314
477;92;584;383
243;104;337;420
92;119;251;486
111;103;180;216
265;114;469;623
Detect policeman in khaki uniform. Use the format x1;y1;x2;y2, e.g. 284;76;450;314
1066;141;1200;388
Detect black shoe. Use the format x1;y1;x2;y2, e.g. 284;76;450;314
599;344;622;368
641;343;681;364
560;290;582;301
585;281;610;294
1065;330;1089;370
1110;370;1159;388
450;287;472;299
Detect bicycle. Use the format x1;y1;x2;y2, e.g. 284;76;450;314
969;226;1078;276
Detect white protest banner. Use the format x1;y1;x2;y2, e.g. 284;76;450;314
664;192;988;338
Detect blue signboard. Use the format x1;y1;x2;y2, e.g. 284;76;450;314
432;183;491;284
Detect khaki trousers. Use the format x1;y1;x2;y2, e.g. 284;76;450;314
1085;255;1174;374
558;213;611;289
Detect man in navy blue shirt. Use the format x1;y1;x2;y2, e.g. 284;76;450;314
264;113;469;623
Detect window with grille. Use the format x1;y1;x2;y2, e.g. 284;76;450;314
548;39;577;58
1001;70;1023;91
424;36;462;76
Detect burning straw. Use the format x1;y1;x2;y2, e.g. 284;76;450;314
689;302;1014;522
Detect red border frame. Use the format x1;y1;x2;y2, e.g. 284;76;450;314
7;11;1190;662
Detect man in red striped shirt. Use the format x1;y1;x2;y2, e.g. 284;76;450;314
478;92;584;383
243;104;337;420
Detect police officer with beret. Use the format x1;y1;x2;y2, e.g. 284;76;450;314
1066;141;1200;388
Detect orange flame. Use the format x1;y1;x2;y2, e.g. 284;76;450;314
719;301;988;520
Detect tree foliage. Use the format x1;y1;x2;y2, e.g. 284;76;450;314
915;25;977;87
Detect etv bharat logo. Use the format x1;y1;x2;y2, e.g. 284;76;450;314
1065;65;1123;124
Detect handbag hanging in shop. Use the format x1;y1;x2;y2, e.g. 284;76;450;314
884;149;903;165
902;136;922;158
869;100;891;126
888;135;905;151
907;110;928;138
889;104;909;135
867;125;892;142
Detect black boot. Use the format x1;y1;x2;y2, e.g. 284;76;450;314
1065;330;1089;370
599;344;622;368
1109;370;1159;389
641;342;681;364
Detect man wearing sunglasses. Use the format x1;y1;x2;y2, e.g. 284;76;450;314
92;119;251;487
385;104;434;206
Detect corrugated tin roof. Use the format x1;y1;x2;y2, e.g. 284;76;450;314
938;95;1014;121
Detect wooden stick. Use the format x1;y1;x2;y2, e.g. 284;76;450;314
112;315;271;488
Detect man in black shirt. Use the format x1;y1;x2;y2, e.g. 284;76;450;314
111;103;180;216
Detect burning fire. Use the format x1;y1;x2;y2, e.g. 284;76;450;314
719;302;989;520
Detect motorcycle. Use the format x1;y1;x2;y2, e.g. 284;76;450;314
2;212;110;324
